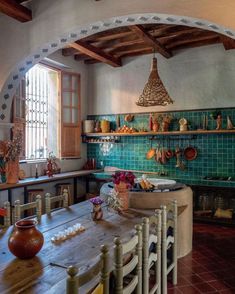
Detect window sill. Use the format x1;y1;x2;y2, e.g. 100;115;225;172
20;159;47;164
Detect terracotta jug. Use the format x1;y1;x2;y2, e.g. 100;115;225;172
115;182;129;210
8;219;44;259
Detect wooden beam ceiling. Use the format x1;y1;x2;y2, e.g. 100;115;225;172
166;33;220;49
61;23;234;66
221;36;235;50
129;25;172;58
0;0;32;22
69;41;122;67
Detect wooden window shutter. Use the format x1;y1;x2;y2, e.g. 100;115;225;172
12;78;26;160
60;72;81;158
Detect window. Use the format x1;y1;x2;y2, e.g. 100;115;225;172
12;64;81;161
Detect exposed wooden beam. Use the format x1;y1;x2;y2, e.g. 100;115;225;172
166;33;219;49
156;28;204;44
82;28;132;43
0;0;32;22
168;36;221;51
84;47;155;65
115;45;153;57
221;36;235;50
129;25;172;58
70;41;122;67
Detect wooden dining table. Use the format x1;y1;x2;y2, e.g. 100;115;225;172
0;201;149;294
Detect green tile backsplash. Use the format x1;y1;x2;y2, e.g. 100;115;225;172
87;108;235;187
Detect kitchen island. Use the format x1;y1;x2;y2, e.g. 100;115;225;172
101;181;193;258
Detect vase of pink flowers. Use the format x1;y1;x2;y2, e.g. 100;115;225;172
112;171;135;211
90;196;104;221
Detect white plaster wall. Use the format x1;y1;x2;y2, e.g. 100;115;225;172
0;53;88;206
1;0;235;114
87;44;235;114
20;51;88;176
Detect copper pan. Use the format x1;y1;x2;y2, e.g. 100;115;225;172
184;146;197;161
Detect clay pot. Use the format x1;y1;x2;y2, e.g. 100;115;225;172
6;159;19;184
8;219;44;259
115;182;129;210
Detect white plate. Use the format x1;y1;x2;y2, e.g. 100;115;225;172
136;178;176;187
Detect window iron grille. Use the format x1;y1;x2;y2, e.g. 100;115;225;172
25;65;49;160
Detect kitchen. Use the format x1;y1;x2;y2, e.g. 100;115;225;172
0;1;235;293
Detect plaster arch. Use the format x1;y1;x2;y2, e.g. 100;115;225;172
0;12;235;123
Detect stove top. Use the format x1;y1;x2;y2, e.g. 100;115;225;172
203;176;235;182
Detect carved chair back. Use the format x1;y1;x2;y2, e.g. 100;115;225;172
113;224;142;294
66;244;110;294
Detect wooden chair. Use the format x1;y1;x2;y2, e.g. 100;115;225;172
66;244;109;294
13;195;42;223
0;201;11;227
27;189;44;215
161;200;178;294
142;209;162;294
45;189;69;215
55;183;73;205
113;224;142;294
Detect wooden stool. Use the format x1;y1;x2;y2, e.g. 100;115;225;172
27;189;44;215
55;183;72;205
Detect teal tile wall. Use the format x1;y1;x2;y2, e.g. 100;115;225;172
87;108;235;187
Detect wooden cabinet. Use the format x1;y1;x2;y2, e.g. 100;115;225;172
192;185;235;226
60;72;81;158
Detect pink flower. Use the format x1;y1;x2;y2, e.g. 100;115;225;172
111;171;136;187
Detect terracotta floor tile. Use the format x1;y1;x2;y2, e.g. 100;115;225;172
198;272;217;282
223;278;235;288
185;274;205;285
169;224;235;293
193;282;217;293
168;287;183;294
177;285;201;294
219;290;235;294
208;280;230;291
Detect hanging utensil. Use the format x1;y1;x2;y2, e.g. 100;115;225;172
183;138;198;161
175;146;181;168
146;139;155;160
184;146;198;161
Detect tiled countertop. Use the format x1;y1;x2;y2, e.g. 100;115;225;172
91;172;235;188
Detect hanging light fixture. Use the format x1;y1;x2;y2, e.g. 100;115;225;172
136;56;173;107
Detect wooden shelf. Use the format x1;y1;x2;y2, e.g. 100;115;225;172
83;129;235;137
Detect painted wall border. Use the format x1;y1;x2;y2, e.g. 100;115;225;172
1;12;235;122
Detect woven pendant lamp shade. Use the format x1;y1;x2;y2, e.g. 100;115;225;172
136;57;173;107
